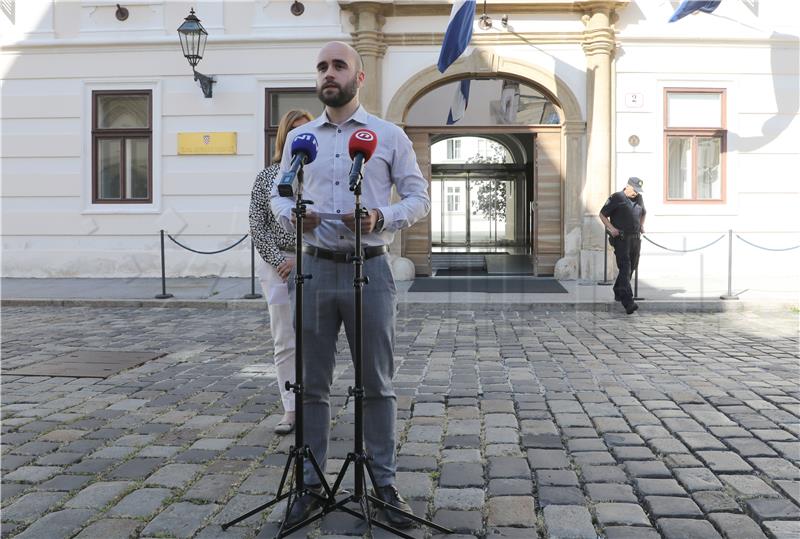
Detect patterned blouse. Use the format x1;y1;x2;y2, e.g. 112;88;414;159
249;163;295;268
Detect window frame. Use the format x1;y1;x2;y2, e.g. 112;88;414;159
446;138;461;160
91;89;153;204
264;87;317;167
446;185;462;212
663;87;727;204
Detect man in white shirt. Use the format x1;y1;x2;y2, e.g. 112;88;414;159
271;41;430;529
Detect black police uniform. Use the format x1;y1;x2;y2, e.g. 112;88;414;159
600;191;645;308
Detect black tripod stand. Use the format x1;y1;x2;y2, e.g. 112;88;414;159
221;169;333;537
317;169;452;539
223;167;452;539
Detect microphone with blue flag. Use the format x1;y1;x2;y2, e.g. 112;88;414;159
278;133;318;197
668;0;722;23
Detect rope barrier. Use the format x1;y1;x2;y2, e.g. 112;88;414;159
167;233;249;255
156;230;262;300
735;234;800;252
642;234;726;253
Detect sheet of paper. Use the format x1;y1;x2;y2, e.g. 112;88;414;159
268;283;290;305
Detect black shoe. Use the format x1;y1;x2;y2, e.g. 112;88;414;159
625;302;639;315
372;484;415;529
284;485;324;528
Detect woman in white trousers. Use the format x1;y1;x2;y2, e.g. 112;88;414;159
248;109;313;434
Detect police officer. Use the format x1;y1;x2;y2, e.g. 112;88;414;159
599;177;646;314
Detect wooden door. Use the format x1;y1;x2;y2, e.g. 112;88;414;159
534;132;563;275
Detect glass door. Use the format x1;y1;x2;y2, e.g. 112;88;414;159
469;177;517;245
432;173;524;246
431;179;468;244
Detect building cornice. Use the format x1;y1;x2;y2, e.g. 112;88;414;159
4;32;792;55
385;30;584;46
574;0;629;14
338;0;629;16
0;33;350;53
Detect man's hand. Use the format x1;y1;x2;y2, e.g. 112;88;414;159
276;257;295;281
290;210;320;233
342;209;378;234
608;226;620;237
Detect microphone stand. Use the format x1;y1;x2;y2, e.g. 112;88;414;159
222;166;333;538
320;169;453;539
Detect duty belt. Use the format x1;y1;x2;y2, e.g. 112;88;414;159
302;244;388;263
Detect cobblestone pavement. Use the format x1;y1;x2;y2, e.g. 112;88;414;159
1;305;799;539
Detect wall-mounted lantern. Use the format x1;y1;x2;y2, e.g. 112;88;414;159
177;8;215;98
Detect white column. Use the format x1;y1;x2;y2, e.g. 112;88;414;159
580;7;616;280
347;3;387;117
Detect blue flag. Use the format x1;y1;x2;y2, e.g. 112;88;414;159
437;0;476;73
446;79;471;125
669;0;722;22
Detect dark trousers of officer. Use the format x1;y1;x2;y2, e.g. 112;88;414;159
612;233;641;306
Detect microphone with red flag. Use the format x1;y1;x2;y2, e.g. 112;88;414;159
348;129;378;190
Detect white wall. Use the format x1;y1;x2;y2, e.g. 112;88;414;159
1;1;344;277
2;0;798;284
613;0;800;289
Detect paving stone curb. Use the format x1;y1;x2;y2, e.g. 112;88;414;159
3;298;795;313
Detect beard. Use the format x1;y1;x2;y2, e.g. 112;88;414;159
317;76;358;108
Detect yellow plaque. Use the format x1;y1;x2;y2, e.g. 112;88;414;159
178;132;237;155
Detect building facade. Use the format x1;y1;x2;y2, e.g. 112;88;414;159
2;0;798;284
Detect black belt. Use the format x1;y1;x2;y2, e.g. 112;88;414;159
302;245;388;263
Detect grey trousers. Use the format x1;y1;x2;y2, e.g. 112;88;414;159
290;252;397;487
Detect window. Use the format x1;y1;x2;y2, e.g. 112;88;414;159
92;91;152;203
446;139;461;160
664;89;726;202
446;185;461;212
265;88;324;166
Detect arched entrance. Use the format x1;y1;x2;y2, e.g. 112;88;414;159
386;49;586;276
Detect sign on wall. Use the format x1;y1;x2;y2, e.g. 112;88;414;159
178;132;237;155
625;93;643;108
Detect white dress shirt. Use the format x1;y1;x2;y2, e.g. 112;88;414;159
270;106;430;251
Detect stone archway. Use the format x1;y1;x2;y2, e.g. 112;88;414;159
386;49;587;279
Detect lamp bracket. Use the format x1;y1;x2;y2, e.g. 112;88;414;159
193;70;216;98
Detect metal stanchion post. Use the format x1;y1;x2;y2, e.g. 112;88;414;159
720;228;738;300
597;234;613;285
633;267;644;301
243;237;263;299
155;229;173;299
